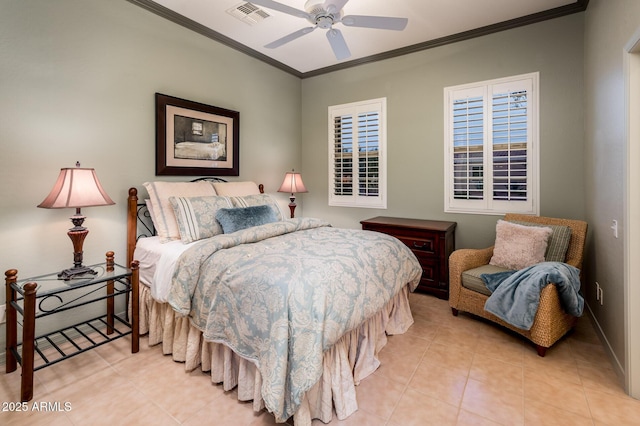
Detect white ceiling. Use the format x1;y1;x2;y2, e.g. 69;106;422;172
130;0;587;77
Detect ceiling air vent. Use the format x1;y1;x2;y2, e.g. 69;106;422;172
227;2;270;26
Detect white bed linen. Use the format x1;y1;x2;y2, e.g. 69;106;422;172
132;236;195;302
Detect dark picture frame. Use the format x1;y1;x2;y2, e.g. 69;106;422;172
155;93;240;176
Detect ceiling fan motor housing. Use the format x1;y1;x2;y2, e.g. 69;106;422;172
304;1;343;28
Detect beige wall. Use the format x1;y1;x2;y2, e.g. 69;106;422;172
301;14;586;251
583;0;640;389
0;0;301;344
5;0;635;394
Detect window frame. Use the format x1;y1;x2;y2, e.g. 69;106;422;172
443;72;540;215
328;97;387;209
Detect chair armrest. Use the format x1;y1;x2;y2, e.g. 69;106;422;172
449;246;494;307
450;247;494;273
565;258;580;269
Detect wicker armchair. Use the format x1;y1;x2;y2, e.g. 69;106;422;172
449;213;588;356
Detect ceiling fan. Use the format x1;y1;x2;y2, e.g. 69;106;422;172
249;0;408;60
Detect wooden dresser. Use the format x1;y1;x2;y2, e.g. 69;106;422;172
360;216;457;299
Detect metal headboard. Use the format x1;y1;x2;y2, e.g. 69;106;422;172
135;177;228;240
136;202;155;239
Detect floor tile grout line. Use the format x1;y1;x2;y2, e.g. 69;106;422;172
93;339;184;425
452;345;475;425
4;294;640;425
380;326;435;425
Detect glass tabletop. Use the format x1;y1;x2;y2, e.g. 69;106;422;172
13;262;131;297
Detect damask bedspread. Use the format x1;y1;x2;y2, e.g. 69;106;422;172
167;217;422;422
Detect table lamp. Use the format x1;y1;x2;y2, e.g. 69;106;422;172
278;169;308;218
38;162;115;280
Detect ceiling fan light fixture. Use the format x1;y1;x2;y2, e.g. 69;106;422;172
316;16;334;29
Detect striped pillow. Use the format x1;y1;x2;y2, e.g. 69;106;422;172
229;194;284;221
508;220;572;262
169;195;232;243
143;181;217;242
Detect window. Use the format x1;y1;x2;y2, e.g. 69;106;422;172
444;72;539;215
329;98;387;209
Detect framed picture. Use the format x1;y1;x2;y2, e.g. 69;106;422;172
155;93;239;176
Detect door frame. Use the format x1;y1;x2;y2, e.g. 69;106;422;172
624;28;640;397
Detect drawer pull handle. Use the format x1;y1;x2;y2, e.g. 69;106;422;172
413;242;430;250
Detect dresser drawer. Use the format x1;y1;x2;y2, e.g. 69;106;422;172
419;258;439;286
375;225;439;241
395;235;437;256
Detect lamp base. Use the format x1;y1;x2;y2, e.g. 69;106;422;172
58;265;97;281
59;213;95;281
288;194;297;218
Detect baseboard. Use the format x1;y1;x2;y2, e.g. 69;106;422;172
585;301;625;383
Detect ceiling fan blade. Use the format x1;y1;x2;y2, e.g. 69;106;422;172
265;26;316;49
323;0;349;15
249;0;311;20
341;15;408;31
326;28;351;60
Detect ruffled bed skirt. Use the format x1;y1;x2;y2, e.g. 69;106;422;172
137;284;414;425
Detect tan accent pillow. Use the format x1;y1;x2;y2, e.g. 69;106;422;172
489;220;553;270
212;181;261;196
143;181;217;242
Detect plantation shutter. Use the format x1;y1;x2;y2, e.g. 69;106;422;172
357;112;380;197
333;114;353;196
491;80;531;203
445;73;538;214
452;91;485;201
329;98;386;208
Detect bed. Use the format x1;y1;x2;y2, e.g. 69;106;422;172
125;179;422;425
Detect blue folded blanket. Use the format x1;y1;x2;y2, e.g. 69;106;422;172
481;261;584;330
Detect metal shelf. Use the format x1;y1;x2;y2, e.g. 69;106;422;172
10;313;133;371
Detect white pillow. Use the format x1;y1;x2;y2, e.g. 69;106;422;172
489;220;553;270
143;181;217;242
212;181;261;196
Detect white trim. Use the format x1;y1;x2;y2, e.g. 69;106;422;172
328;98;387;209
444;72;540;215
624;28;640;398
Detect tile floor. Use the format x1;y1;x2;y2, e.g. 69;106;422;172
2;292;640;425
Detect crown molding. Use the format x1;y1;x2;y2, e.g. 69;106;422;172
127;0;589;79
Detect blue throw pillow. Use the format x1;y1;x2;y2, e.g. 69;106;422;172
215;205;278;234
